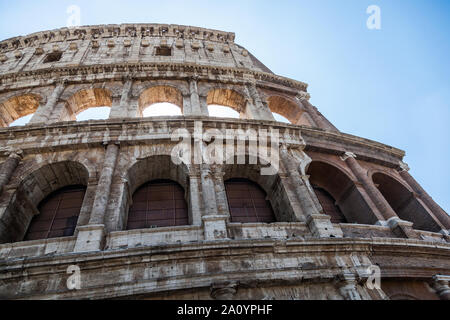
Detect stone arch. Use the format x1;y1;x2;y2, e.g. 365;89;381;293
122;155;192;228
372;171;443;232
222;157;296;223
267;95;311;126
138;85;183;116
207;88;247;116
0;161;89;243
224;178;276;223
65;88;112;119
0;94;42;127
24;185;86;241
127;154;189;194
307;161;380;225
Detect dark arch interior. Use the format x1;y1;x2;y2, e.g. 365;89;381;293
312;186;347;224
372;173;442;232
24;185;86;241
225;178;276;223
307;161;379;225
127;179;189;230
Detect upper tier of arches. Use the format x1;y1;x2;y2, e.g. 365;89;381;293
0;81;318;129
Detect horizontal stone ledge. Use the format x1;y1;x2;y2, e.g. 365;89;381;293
0;61;308;91
0;117;404;165
1;236;449;270
0;23;237;49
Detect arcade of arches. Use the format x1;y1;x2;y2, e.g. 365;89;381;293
1;85;319;126
2;154;446;244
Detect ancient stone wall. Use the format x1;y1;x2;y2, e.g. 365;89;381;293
0;24;449;300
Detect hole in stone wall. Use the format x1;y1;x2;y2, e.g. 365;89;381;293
8;114;34;127
43;52;63;63
143;103;182;117
155;47;172;56
208;105;240;119
76;107;111;121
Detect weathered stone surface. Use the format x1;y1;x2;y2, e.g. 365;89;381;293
0;23;448;300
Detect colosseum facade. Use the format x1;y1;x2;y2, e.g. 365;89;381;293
0;24;449;300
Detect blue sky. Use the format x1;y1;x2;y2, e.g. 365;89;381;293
1;0;449;214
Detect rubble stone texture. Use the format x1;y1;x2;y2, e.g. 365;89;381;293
0;24;449;300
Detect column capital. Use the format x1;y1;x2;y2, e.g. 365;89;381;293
1;147;24;159
102;141;120;148
340;152;357;161
189;74;200;82
55;78;67;87
295;91;311;101
122;74;134;82
334;272;362;300
210;282;238;300
398;161;410;172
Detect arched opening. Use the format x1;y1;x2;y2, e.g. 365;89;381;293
76;106;111;121
381;280;439;300
124;155;191;230
313;186;347;223
65;88;112;121
139;86;183;117
267;96;312;126
0;94;41;127
225;178;276;223
0;161;89;244
372;172;442;232
208;105;240;118
222;158;296;223
143;103;182;117
126;179;188;230
307;161;379;225
9;114;34;127
24;185;86;241
207;88;246;118
272;112;291;124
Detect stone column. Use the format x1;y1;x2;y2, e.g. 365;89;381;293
335;273;362;300
200;164;228;240
110;78;133;119
296;92;337;132
89;143;120;225
245;82;275;121
341;152;419;239
29;81;65;124
398;161;450;231
280;144;342;238
432;275;450;300
341;152;397;221
199;95;209;116
213;167;231;218
186;76;206;116
0;148;23;195
188;170;203;226
200;164;219;216
74;142;119;252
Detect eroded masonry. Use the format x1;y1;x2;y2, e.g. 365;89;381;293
0;24;449;300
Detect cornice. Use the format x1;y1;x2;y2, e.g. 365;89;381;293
1;237;448;271
0;117;405;165
0;62;308;92
0;23;236;51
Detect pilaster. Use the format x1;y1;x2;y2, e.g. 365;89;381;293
280;144;342;238
0;148;23;195
29;81;66;124
398;161;450;231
